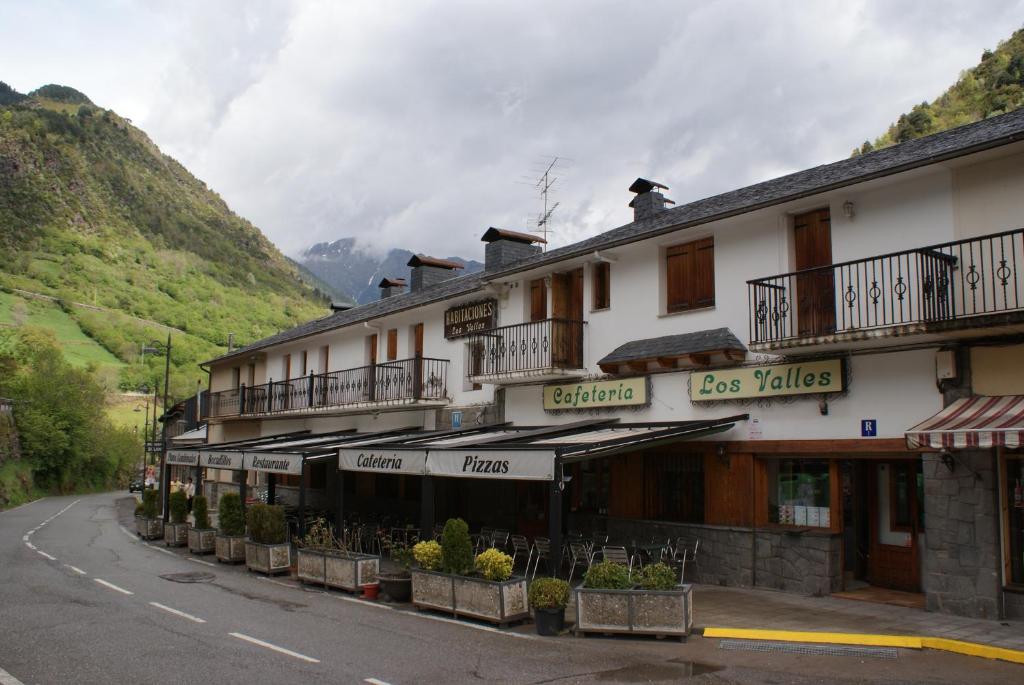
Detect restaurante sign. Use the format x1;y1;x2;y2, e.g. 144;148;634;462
543;377;649;411
690;359;844;401
444;299;497;338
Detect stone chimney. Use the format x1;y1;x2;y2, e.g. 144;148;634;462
378;277;406;299
481;227;545;271
329;302;354;312
407;255;464;293
628;178;674;221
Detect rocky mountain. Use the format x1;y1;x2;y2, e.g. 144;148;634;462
298;238;483;305
0;82;329;398
854;27;1024;155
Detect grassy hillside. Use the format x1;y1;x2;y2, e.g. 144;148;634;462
0;83;330;399
854;27;1024;155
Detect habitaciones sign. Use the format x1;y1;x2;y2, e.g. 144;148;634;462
543;377;649;411
338;448;427;475
690;359;844;401
444;299;497;338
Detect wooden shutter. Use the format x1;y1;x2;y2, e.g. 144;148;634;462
319;346;329;374
386;329;398;360
593;262;610;309
693;237;715;307
367;334;378;365
412;323;424;358
282;354;291;381
529;278;547;321
666;237;715;312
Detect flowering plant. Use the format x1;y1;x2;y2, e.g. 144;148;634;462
474;547;513;582
412;540;442;571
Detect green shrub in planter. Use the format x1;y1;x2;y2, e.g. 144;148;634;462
142;488;159;519
528;577;570;610
638;562;677;590
440;518;473;576
412;540;442;571
246;504;286;545
300;517;336;550
192;495;210;529
475;548;513;581
134;501;144;517
218;492;245;536
169;490;188;524
583;560;632;590
392;544;415;571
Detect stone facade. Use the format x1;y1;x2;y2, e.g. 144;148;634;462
568;514;842;597
920;450;1002;618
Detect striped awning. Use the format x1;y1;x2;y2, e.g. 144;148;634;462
906;396;1024;449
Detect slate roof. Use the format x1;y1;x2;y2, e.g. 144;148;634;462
207;109;1024;365
598;328;747;366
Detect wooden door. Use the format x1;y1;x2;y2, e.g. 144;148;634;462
794;209;836;337
529;278;547;321
412;323;424;399
386;329;398;361
867;461;921;592
367;334;378;401
281;354;291;408
551;269;584;367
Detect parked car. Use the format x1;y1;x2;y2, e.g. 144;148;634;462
128;478;144;493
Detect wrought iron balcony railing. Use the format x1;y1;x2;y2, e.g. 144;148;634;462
208;357;449;418
748;228;1024;345
466;318;586;379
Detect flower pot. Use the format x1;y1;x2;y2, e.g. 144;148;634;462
187;527;216;554
136;516;163;540
361;583;380;600
533;606;565;636
245;541;292;575
215;534;246;564
411;569;529;626
325;551;379;592
164;521;188;547
574;584;693;640
377;573;412;602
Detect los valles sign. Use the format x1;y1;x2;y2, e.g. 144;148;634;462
690;359;844;401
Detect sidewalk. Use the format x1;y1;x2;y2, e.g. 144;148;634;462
694;584;1024;657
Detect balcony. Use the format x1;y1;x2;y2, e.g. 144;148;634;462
748;228;1024;351
466;318;586;385
208;357;449;419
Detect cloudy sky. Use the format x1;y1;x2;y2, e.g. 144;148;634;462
2;1;1023;260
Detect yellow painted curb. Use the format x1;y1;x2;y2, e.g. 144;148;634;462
702;628;1024;665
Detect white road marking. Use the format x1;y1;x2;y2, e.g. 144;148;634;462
119;525;138;540
0;664;26;685
146;543;177;557
187;557;217;568
229;633;320;663
365;679;392;685
407;609;537;639
63;565;86;575
24;542;35;550
36;551;56;561
149;602;206;623
21;535;28;541
94;578;134;595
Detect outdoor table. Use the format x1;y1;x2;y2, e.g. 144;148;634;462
633;543;667;566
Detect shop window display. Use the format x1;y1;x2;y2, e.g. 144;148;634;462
768;459;830;527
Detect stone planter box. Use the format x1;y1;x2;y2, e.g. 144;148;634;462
574;584;693;640
187;527;216;555
215;534;246;564
164;522;188;547
297;548;379;592
245;541;292;575
411;569;529;626
136;516;164;540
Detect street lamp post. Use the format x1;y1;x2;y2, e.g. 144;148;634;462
159;334;171;522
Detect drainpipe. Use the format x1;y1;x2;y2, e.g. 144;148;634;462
751;453;757;588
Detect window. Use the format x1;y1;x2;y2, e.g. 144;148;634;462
463;342;482;391
889;461;923;532
645;452;704;523
281;354;291;380
666;237;714;312
387;328;398;361
593;262;610;310
767;459;831;527
230;367;241;389
318;345;329;374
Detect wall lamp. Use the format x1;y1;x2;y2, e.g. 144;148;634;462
939;448;956;473
716;443;730;468
842;201;855;219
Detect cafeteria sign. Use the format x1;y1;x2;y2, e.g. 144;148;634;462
444;299;497;339
543;376;649;411
690;359;844;401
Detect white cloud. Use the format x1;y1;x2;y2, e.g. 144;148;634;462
3;0;1023;259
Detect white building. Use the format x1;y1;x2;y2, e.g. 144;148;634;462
195;108;1024;619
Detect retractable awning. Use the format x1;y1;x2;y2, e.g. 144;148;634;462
337;415;748;481
906;395;1024;449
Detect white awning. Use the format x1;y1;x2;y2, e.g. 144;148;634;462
167;449;199;466
906;395;1024;449
339;448;427;475
199;449;244;470
425;448;555;480
244;451;304;475
170;425;207;443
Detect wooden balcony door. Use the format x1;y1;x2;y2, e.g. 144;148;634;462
412;323;424;399
551;268;583;368
794;208;836;337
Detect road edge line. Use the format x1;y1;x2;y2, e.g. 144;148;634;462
0;664;26;685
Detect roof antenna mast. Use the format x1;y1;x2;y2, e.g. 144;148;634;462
531;156;570;251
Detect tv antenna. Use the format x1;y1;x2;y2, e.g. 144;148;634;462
519;156;571;250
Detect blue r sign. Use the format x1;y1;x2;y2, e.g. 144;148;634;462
861;419;877;437
452;411;463;429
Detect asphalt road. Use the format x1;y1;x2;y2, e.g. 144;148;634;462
1;493;1021;685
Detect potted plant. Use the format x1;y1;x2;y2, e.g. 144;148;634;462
377;543;414;602
410;518;529;626
187;495;216;554
135;488;163;540
296;518;380;592
244;503;291;575
164;490;189;546
528;577;570;636
574;561;693;640
215;491;246;564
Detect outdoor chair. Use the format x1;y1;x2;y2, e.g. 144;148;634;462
601;545;635;576
489;529;510;551
474;527;494;553
530;537;553;579
671;538;700;583
510;534;531;571
567;541;595;581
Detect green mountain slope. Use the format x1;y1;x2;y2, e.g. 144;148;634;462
0;83;329;398
855;27;1024;155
